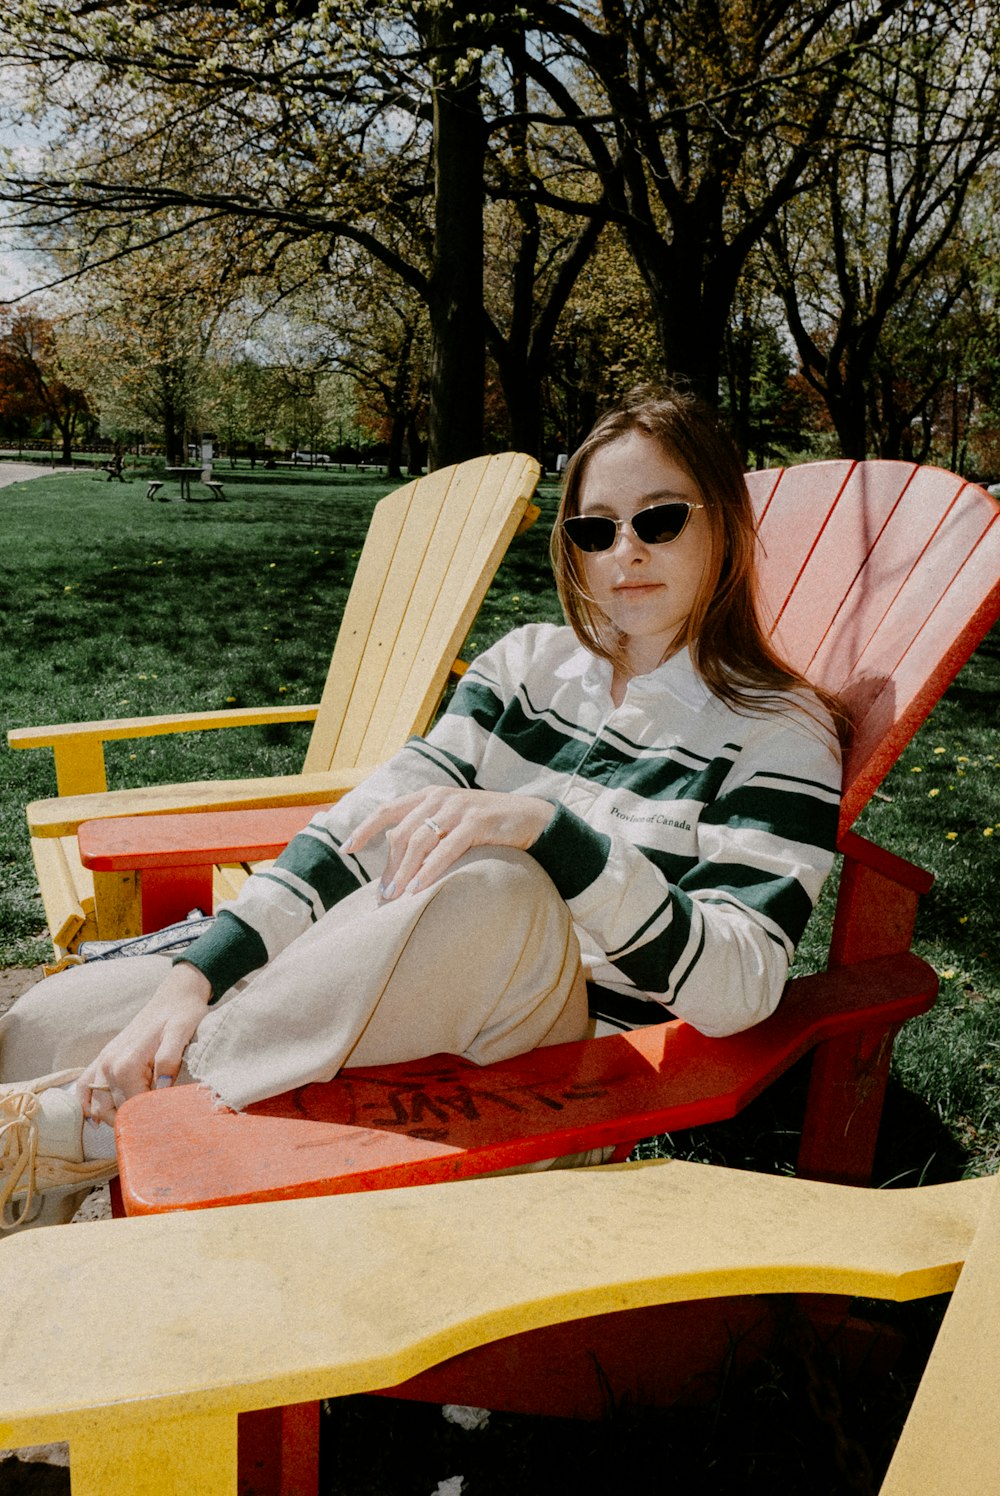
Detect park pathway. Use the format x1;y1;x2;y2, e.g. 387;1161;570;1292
0;462;76;488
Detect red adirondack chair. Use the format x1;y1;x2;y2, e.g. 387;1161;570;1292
90;459;999;1488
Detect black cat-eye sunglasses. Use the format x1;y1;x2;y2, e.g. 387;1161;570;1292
561;500;704;553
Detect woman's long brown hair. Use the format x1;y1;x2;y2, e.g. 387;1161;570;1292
550;386;849;741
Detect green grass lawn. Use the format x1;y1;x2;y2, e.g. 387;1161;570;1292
1;464;998;1492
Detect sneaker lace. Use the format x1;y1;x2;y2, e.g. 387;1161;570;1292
0;1089;43;1229
0;1070;102;1231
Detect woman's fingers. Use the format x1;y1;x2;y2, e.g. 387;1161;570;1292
78;1057;139;1124
75;966;213;1122
379;814;469;899
152;1014;198;1088
343;787;556;899
372;791;556;900
342;793;427;856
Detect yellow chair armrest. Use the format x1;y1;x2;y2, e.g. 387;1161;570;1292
26;767;371;839
0;1163;992;1484
8;704;320;797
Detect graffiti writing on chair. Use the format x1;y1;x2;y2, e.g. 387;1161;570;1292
333;1069;611;1140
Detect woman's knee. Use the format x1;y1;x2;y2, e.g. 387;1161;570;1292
432;846;574;936
0;955;172;1082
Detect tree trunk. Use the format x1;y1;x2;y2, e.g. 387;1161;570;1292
163;401;183;466
626;228;734;405
406;418;426;475
386;408;405;479
425;9;486;471
502;368;543;458
826;386;868;461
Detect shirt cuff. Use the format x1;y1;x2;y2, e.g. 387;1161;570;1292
172;910;268;1003
527;800;611;902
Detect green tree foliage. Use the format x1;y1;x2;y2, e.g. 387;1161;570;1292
545;227;662;452
64;237;236;459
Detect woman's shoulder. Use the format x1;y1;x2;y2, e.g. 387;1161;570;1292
712;682;842;776
470;622;582;676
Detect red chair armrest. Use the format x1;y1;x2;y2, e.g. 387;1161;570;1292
116;951;937;1214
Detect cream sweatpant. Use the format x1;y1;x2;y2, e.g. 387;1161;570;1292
0;849;589;1110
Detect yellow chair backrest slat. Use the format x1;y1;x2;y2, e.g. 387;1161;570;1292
303;452;540;773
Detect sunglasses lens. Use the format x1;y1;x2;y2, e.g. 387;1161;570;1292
563;501;694;551
563;516;618;552
631;503;691;544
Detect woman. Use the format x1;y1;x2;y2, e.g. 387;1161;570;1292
1;387;843;1228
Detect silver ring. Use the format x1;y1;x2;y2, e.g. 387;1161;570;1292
424;817;446;839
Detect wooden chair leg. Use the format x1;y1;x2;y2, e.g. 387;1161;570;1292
796;1022;900;1185
114;1175;321;1495
238;1402;320;1496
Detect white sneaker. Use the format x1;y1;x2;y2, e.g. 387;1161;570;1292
1;1071;118;1231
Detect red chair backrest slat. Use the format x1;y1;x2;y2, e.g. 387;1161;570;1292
748;462;1000;833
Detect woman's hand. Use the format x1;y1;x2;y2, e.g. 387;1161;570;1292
75;962;214;1125
343;788;555;901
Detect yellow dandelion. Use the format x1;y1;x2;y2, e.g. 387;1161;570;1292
933;746;946;754
226;696;236;703
928;788;940;798
278;686;288;693
945;831;958;841
941;968;956;981
985;827;994;838
911;765;923;773
959;915;969;924
958;755;970;763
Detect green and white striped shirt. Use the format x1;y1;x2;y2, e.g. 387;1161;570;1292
183;624;842;1037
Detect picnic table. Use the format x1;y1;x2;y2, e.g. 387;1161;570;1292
146;467;225;502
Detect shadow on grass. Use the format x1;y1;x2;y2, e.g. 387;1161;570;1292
630;1059;970;1189
320;1296;941;1496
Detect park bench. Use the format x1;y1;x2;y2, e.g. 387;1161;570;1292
146;468;225;502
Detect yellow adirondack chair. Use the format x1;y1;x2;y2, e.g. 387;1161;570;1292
8;453;541;957
0;1161;996;1494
